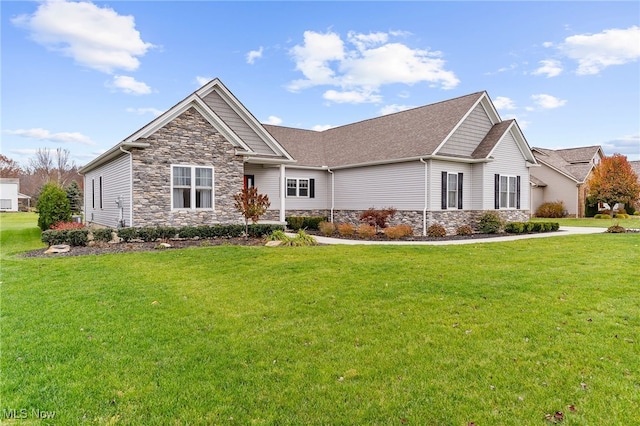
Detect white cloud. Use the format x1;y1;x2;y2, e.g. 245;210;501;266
312;124;333;132
126;107;164;117
323;89;382;104
493;96;517;110
287;30;459;103
558;26;640;75
12;0;155;74
265;116;283;125
108;75;152;95
379;104;415;116
246;46;264;64
6;128;96;145
531;94;567;109
531;59;563;78
195;76;212;86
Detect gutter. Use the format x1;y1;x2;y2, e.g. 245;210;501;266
329;154;493;171
325;166;334;223
79;142;150;174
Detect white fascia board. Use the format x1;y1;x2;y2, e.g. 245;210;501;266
433;92;494;156
330;155;492;171
198;79;295;161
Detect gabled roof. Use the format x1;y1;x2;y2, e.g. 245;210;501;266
532;145;603;183
80;79;294;174
265;91;533;168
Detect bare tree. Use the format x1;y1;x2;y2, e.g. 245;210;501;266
27;148;78;187
0;154;23;177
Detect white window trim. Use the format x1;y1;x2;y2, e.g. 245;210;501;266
286;178;310;198
171;165;215;210
499;175;517;209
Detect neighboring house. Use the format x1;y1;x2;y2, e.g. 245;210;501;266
530;146;604;217
0;178;30;212
79;79;537;235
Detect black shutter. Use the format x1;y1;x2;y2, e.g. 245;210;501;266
309;179;315;198
516;176;521;209
457;172;463;209
494;174;500;209
441;171;448;210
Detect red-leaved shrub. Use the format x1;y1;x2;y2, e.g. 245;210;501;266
50;221;85;230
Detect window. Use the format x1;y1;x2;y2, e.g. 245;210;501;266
0;199;11;210
286;178;314;198
172;165;214;209
495;174;520;209
441;171;463;209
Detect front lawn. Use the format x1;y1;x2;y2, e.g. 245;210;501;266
1;213;639;425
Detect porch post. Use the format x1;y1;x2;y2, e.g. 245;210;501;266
279;164;286;222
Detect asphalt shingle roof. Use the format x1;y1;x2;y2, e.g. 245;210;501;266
532;146;601;183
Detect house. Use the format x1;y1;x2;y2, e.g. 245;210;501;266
79;79;537;235
530;146;604;217
0;178;31;212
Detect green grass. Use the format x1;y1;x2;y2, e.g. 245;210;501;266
531;216;640;229
1;213;639;425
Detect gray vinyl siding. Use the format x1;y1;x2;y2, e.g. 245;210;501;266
334;162;424;210
244;164;281;209
84;153;132;227
530;165;579;215
483;131;530;210
428;160;472;210
202;91;275;155
243;165;330;212
439;104;494;156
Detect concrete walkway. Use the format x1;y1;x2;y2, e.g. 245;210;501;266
307;226;605;246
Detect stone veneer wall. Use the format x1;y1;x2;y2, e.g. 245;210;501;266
332;209;530;235
131;107;245;228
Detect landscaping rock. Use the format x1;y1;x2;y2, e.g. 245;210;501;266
265;240;282;247
45;244;71;254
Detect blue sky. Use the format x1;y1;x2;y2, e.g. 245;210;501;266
2;1;639;168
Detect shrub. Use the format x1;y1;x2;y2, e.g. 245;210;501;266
37;182;72;231
336;223;355;237
267;229;317;246
318;221;336;236
92;228;114;243
504;222;525;234
535;201;566;218
477;212;502;234
635;211;640;216
626;204;636;215
156;226;178;240
594;214;612;219
358;207;397;230
40;229;89;246
356;224;377;238
117;227;138;242
177;226;199;239
137;227;160;242
287;216;328;231
426;224;447;238
385;224;413;239
50;221;84;230
606;225;626;233
247;224;284;238
286;216;305;230
614;213;630;219
455;225;473;236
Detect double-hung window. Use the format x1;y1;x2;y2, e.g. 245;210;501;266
286;178;314;198
495;174;520;209
172;165;213;209
441;171;463;209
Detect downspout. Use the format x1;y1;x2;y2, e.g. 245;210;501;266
420;158;428;236
120;145;134;227
327;168;334;222
279;164;286;222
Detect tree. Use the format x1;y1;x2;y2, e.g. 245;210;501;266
233;187;270;236
66;181;83;214
0;154;23;178
587;154;640;212
37;182;72;231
